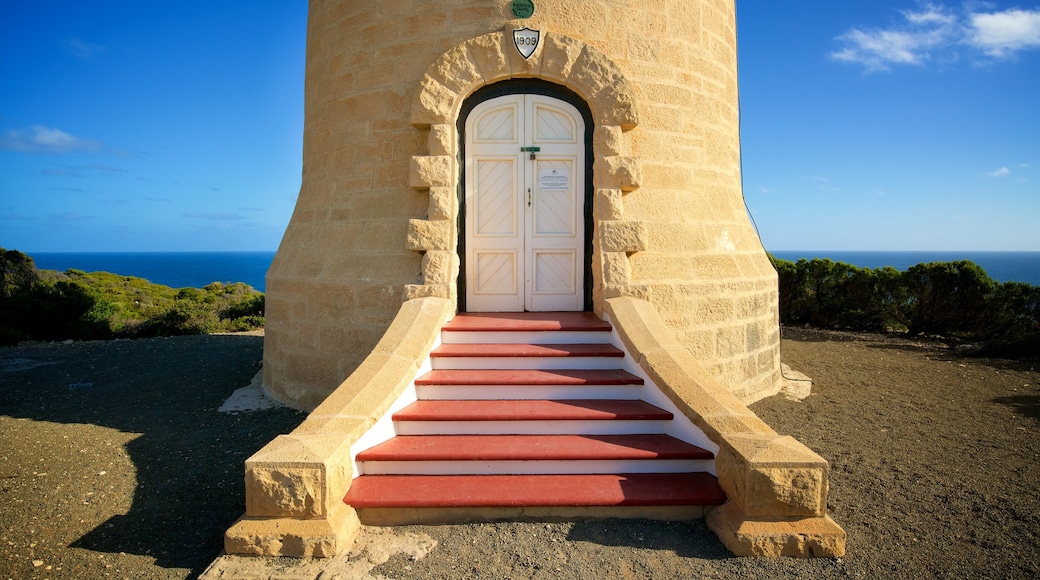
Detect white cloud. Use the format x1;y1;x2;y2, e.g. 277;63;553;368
832;4;1040;71
969;9;1040;57
986;167;1011;177
1;126;103;154
904;5;957;26
67;37;106;60
832;29;938;69
832;4;958;71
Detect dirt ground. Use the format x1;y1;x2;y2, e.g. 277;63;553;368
1;329;1038;579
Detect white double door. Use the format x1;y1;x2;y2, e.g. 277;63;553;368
465;93;586;312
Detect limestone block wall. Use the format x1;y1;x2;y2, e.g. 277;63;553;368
266;0;781;410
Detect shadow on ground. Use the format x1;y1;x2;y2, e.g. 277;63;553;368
566;519;730;559
0;335;305;576
992;394;1040;423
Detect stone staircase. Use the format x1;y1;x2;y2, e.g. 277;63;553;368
343;312;727;523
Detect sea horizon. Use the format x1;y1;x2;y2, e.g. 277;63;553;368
22;249;1040;291
29;251;277;293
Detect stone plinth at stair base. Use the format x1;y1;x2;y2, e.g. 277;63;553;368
707;501;847;557
224;503;360;558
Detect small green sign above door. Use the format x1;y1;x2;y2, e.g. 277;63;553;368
511;0;535;19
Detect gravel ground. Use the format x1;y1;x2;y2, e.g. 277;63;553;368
2;329;1039;579
0;335;304;579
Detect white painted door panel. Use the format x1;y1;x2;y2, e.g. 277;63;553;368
465;94;584;312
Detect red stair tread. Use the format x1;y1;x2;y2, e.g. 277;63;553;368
345;473;727;508
415;369;642;386
444;312;612;332
357;434;714;461
431;343;624;358
393;399;672;422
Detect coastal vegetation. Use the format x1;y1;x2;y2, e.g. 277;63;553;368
1;248;1036;358
0;248;264;345
772;256;1040;357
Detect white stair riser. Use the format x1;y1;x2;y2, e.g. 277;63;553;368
431;356;623;370
358;458;714;475
394;419;671;436
442;330;611;345
416;384;642;400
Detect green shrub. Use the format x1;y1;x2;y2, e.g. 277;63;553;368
899;261;995;337
772;254;1039;357
0;247;266;343
772;257;893;331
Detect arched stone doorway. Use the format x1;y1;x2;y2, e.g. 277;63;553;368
405;29;643;318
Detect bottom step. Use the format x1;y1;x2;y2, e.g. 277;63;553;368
344;472;726;508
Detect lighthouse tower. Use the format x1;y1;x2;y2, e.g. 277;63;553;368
228;0;846;559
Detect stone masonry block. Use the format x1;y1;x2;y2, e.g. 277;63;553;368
403;283;452;301
428;124;454;156
244;434;353;519
538;33;583;85
596;156;642;191
467;32;511;83
570;46;626;105
600;252;630;286
410;76;457;128
409;155;452;189
715;433;829;518
426;44;483;96
421;250;455;285
407;219;452;251
225;503;361;558
595;189;624;221
427;187;455;221
594;125;624;156
599;220;649;253
707;502;846;558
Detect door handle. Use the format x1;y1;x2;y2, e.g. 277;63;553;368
527;187;531;207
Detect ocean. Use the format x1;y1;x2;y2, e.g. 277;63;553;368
26;250;1040;292
30;252;277;293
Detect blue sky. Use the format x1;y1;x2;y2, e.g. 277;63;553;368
1;1;1037;253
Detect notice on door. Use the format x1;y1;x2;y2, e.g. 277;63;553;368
539;168;570;191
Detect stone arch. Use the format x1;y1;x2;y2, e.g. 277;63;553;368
405;29;645;310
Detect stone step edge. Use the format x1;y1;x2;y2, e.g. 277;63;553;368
345;472;727;508
393;399;673;422
415;369;643;386
356;434;714;462
442;312;612;333
430;343;624;358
